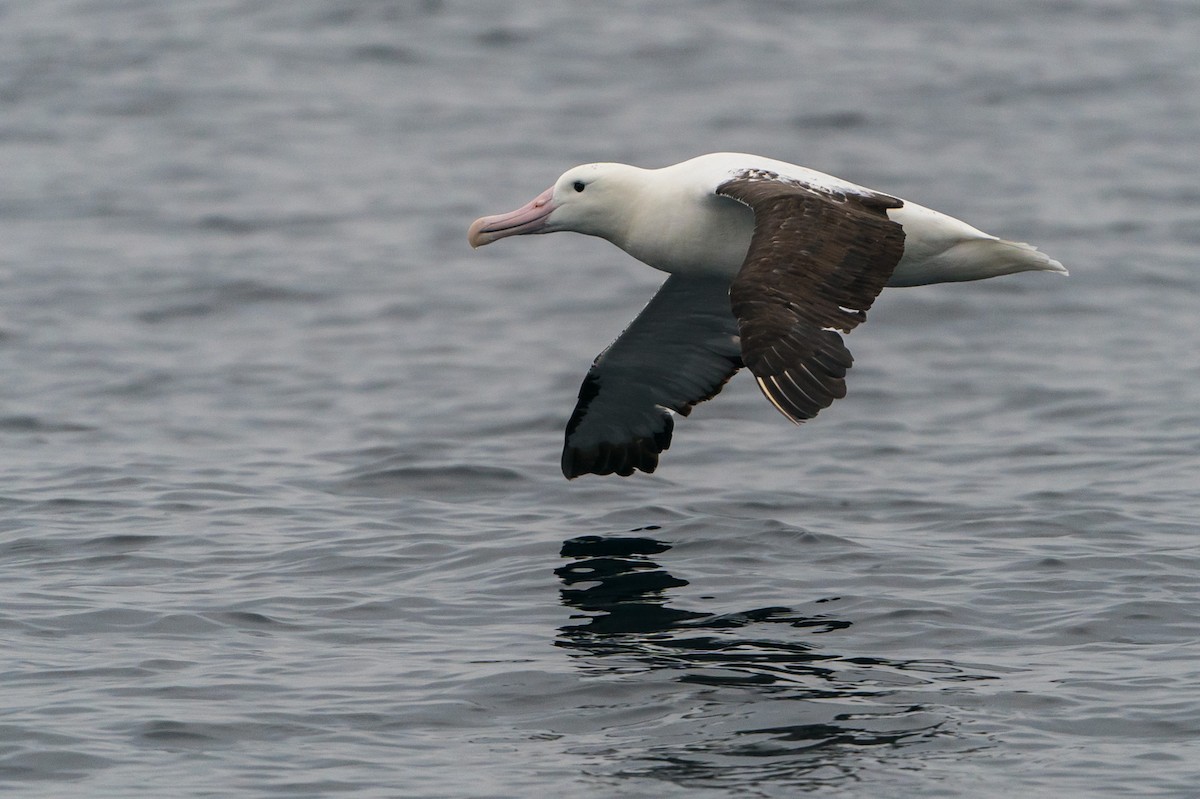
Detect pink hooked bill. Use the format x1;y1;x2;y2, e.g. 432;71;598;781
468;186;556;248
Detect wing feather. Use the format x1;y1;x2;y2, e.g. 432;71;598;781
716;170;905;423
562;275;742;479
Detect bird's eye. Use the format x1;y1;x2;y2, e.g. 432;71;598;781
573;181;586;192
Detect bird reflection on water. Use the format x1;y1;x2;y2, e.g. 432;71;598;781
554;532;994;790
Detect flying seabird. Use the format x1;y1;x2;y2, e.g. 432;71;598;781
468;152;1066;479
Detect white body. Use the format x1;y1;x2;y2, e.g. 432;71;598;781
557;152;1066;287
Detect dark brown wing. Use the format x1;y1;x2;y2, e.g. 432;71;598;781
716;170;905;423
562;275;743;479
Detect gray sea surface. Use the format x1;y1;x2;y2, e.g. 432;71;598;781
2;1;1199;797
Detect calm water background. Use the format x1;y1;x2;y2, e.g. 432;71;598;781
2;1;1199;797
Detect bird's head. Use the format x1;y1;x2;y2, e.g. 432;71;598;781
468;163;643;248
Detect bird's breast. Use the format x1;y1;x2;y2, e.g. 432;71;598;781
620;194;754;279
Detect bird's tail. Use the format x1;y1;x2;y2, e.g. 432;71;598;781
889;237;1067;286
988;238;1069;277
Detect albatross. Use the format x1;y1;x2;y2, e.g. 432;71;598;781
468;152;1066;479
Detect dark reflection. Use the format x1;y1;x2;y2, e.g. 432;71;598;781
557;533;705;634
556;531;852;687
555;532;995;792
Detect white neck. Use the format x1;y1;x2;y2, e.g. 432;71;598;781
614;166;754;278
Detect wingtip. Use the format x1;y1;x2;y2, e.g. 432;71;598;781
561;432;669;480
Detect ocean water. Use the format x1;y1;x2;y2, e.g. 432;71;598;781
2;1;1199;797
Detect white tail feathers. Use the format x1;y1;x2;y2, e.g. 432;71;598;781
889;236;1067;287
995;238;1069;276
